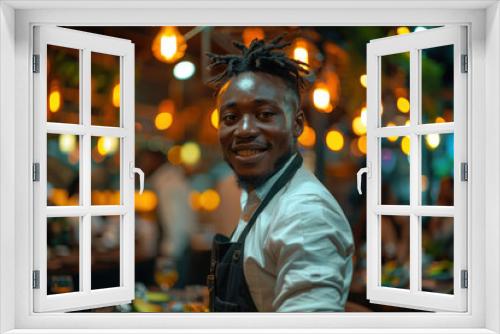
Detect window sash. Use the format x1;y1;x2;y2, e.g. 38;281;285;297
366;25;468;312
33;26;135;312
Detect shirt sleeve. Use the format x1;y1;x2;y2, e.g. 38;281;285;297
268;194;354;312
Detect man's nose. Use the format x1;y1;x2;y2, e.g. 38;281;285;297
235;114;258;137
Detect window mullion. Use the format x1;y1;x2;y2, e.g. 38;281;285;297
409;48;421;293
81;48;92;294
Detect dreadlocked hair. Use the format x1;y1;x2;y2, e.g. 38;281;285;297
206;34;310;99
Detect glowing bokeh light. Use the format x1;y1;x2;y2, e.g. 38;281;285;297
135;190;158;212
97;136;119;156
386;122;399;142
313;87;331;112
167;145;182;165
435;116;446;123
298;125;316;148
59;134;77;154
49;90;61;113
325;130;344;152
180;142;201;166
242;27;265;47
360;74;367;88
397;27;411;35
357;135;367;154
173;61;195;80
210;109;219;129
425;133;441;149
397;97;410;113
152;27;187;64
200;189;221;211
352;116;366;136
401;136;411;156
189;191;202;210
112;83;120;108
155;112;173;130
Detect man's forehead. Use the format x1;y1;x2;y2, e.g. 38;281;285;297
217;72;292;106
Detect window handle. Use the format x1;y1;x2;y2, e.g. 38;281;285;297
357;163;371;195
130;162;145;194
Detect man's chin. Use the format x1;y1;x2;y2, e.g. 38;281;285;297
235;173;271;191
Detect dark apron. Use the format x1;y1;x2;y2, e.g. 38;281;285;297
207;154;303;312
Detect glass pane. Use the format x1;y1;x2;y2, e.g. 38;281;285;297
381;137;410;205
91;136;121;205
47;134;80;206
47;217;80;294
91;216;121;290
47;45;80;124
422;216;454;294
381;52;410;127
91;52;121;127
421;133;454;206
421;45;454;124
381;215;410;289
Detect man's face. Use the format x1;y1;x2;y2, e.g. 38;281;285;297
217;71;304;189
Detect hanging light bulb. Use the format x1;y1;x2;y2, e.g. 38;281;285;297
152;27;187;64
48;81;62;113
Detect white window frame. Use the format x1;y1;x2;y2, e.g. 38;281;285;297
366;26;468;312
0;1;499;333
33;26;136;312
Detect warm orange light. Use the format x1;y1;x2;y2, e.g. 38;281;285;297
313;85;332;112
210;109;219;129
397;27;411;35
425;133;440;149
180;142;201;166
97;136;119;156
112;83;120;108
401;136;411;156
357;135;367;155
325;130;344;152
242;27;265;47
298;125;316;148
352;116;366;136
158;99;176;115
386;122;399;142
291;38;310;69
435;116;446;123
397;97;410;113
200;189;221;211
49;90;61;113
152;27;187;64
189;191;202;210
360;74;367;88
167;145;182;165
135;190;158;212
155;112;173;130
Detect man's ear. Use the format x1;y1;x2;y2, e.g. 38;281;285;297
293;109;305;138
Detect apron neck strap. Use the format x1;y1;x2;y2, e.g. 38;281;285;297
236;153;303;244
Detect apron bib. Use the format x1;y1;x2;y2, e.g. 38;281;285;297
207;154;303;312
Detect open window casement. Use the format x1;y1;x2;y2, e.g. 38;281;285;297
33;26;140;312
362;26;468;312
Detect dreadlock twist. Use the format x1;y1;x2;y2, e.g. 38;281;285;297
206;34;310;100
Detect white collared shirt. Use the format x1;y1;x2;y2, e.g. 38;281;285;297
231;155;354;312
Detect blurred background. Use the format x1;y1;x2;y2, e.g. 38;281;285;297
45;26;454;312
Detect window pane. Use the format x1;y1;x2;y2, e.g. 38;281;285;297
47;217;80;295
91;52;121;127
47;134;80;206
421;133;454;206
381;215;410;289
91;136;121;205
381;52;410;127
47;45;80;124
421;45;454;124
381;137;410;205
422;216;454;294
91;216;121;290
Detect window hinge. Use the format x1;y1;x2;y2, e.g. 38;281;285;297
461;162;468;181
461;54;468;73
33;163;40;182
33;270;40;289
461;270;468;289
32;55;40;73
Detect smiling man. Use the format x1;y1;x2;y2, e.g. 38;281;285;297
206;36;354;312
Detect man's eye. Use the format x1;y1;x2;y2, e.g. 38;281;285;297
258;111;275;120
222;114;237;122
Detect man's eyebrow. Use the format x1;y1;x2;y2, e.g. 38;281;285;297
219;101;237;111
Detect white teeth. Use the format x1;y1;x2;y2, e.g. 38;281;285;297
237;149;262;157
